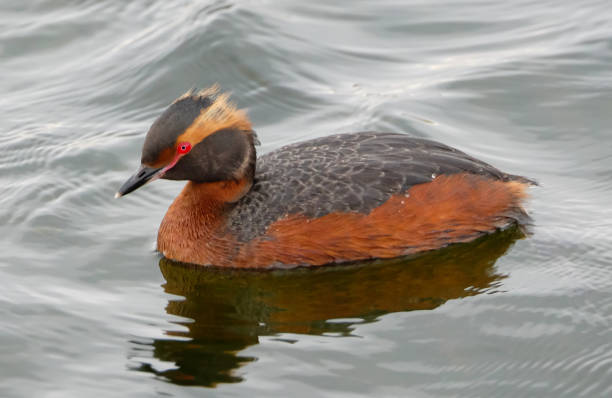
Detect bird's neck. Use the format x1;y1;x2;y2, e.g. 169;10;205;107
157;178;252;264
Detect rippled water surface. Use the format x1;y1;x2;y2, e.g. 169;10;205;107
1;0;612;397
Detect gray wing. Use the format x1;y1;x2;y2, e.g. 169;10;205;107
228;132;527;241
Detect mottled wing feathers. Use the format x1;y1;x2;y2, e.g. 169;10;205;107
227;132;525;241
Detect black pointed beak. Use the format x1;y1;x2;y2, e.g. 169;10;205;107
115;165;162;198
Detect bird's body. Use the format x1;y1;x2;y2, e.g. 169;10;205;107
117;87;533;268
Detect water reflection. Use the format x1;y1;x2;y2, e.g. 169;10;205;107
132;227;523;387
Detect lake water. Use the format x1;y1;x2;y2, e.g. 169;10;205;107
1;0;612;397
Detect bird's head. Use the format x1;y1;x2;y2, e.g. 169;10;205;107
116;86;257;198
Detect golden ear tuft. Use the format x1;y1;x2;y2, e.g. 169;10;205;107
176;85;253;145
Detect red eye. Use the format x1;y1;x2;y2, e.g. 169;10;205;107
177;142;192;154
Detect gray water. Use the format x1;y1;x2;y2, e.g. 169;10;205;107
1;0;612;397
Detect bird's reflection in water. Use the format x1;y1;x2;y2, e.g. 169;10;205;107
130;227;523;387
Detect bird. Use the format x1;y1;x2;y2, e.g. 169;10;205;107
116;86;534;268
